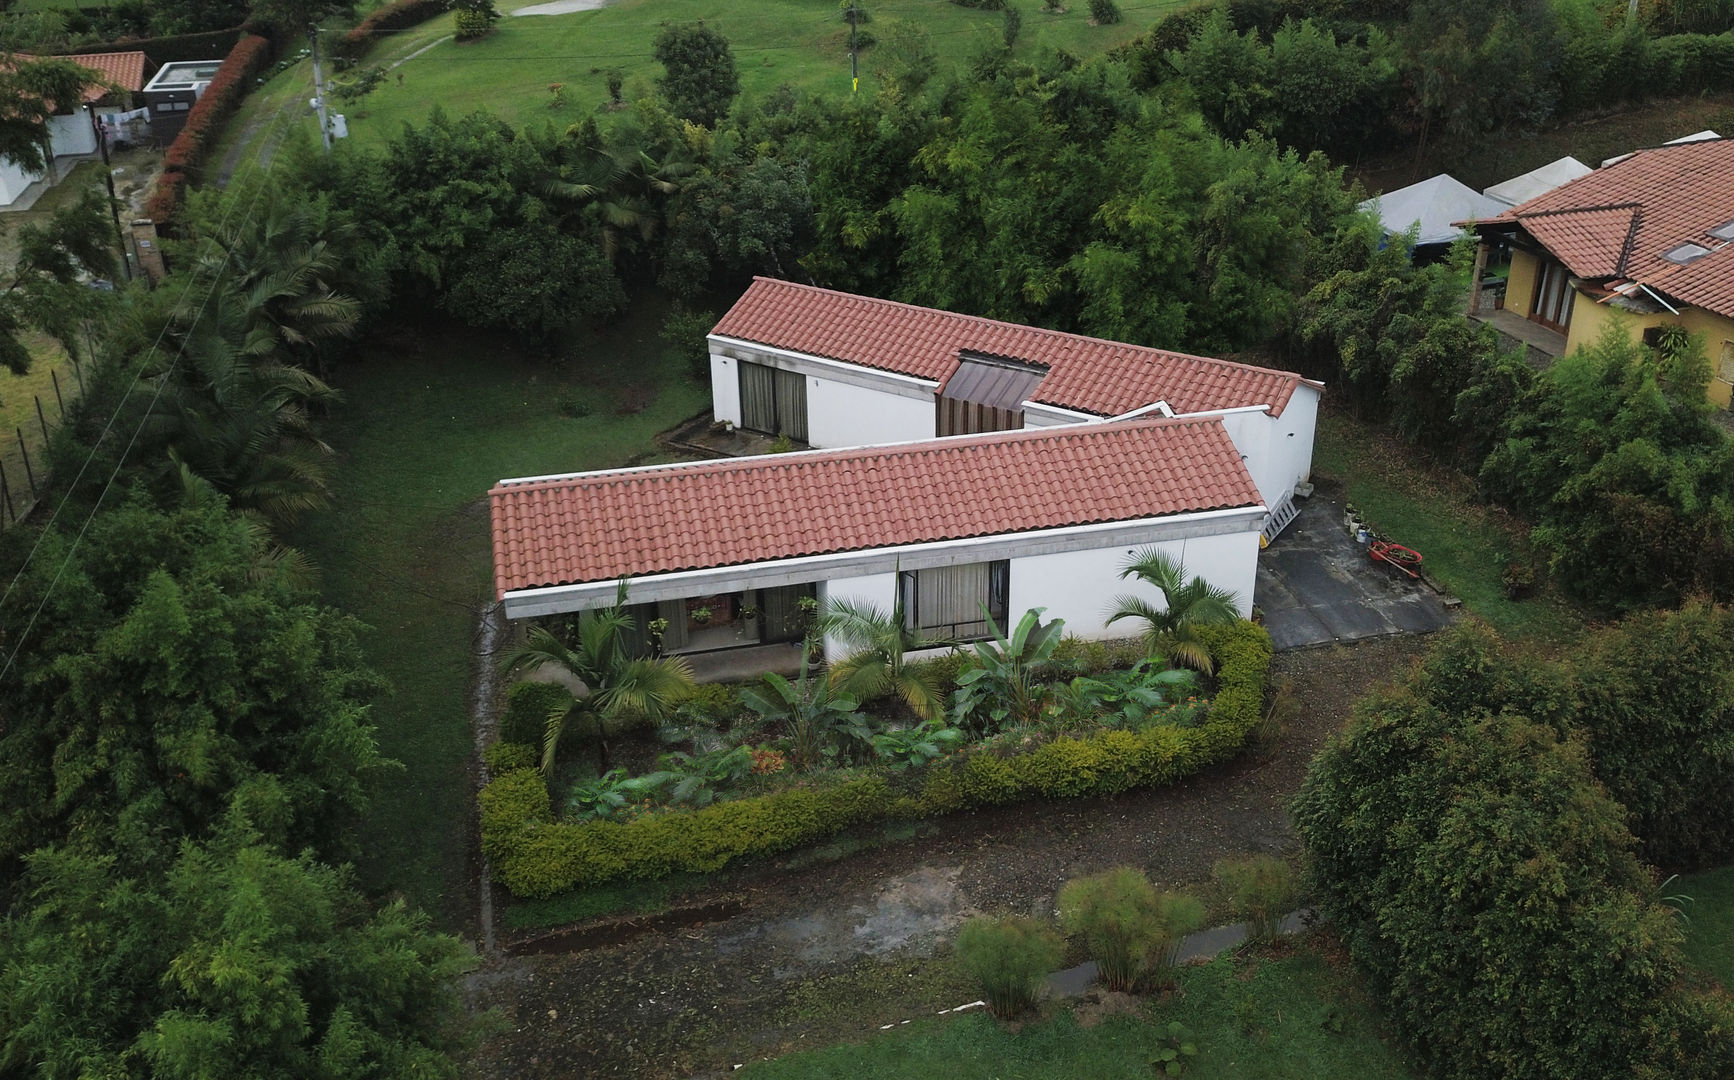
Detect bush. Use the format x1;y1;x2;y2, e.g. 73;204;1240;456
949;0;1007;8
1088;0;1122;24
147;33;272;221
480;620;1272;897
954;915;1062;1017
1294;653;1734;1080
501;680;570;748
1057;867;1204;991
659;306;717;383
1212;855;1296;944
453;8;493;40
62;26;244;64
485;740;535;773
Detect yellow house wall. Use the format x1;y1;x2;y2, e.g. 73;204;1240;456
1563;299;1734;409
1507;250;1540;317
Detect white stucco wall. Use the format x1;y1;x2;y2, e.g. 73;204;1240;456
810;527;1258;658
48;113;97;157
1200;388;1318;510
0;155;42;207
806;374;934;447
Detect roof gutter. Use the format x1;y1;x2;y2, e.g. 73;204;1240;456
1639;283;1681;315
1103;400;1175;422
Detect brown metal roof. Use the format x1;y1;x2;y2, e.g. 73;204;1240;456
939;353;1048;411
711;278;1318;418
491;417;1262;597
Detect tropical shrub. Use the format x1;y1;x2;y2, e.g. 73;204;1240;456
1089;0;1122;24
1106;550;1241;672
949;607;1067;735
954;916;1062;1018
1212;855;1296;944
1057;867;1204;991
739;646;873;770
566;767;670;821
871;719;967;770
481;621;1271;896
453;8;494;40
1050;659;1199;730
500;681;571;748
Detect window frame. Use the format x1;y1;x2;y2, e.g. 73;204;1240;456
898;560;1010;642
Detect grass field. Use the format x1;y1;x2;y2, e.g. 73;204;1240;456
218;0;1175;158
1681;866;1734;990
291;291;707;928
739;937;1418;1079
1312;408;1587;645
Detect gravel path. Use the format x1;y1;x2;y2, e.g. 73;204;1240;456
463;633;1434;1078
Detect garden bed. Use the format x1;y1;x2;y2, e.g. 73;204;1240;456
482;622;1272;900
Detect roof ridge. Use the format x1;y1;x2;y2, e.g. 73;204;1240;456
495;415;1220;493
1517;201;1642;219
743;277;1314;386
1615;206;1644;277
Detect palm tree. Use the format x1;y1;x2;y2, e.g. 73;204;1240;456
538;117;696;262
1105;549;1242;674
500;600;696;778
818;597;953;721
144;288;341;528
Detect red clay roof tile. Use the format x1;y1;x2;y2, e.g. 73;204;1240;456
711;278;1316;418
491;417;1262;597
1480;138;1734;318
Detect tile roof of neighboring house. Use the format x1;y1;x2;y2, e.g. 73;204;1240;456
15;51;150;103
491;416;1263;596
1480;138;1734;318
710;278;1317;419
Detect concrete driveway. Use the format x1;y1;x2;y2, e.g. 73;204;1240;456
1255;496;1454;651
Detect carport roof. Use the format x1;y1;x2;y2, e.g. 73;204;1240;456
491;416;1263;596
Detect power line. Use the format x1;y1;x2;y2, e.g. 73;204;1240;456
0;92;311;683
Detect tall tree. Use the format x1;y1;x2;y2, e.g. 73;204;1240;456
0;189;117;376
652;21;740;128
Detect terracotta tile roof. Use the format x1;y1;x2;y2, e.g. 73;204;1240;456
492;417;1262;596
17;51;150;102
60;51;150;98
711;278;1316;418
1479;138;1734;318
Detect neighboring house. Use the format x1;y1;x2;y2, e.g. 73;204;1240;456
491;418;1267;660
490;281;1325;669
0;50;151;209
706;278;1320;519
1358;173;1508;254
1465;137;1734;407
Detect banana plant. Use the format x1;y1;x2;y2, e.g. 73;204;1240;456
872;719;967;770
566;768;673;821
738;642;875;770
950;607;1067;735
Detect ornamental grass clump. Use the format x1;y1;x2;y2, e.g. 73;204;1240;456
1214;855;1297;944
954;915;1062;1018
1057;867;1204;991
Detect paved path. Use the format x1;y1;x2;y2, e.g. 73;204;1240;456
1255;496;1454;651
513;0;609;14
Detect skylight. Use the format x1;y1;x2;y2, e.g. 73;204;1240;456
1711;220;1734;241
1663;242;1712;264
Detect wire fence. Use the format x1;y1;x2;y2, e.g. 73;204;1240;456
0;362;82;530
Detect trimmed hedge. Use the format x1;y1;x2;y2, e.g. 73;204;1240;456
481;621;1272;899
145;33;272;224
55;26;245;64
330;0;450;65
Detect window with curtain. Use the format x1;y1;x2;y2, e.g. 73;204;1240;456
899;560;1009;641
737;360;808;441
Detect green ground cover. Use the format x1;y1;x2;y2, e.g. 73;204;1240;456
291;291;706;928
225;0;1174;156
739;936;1418;1079
1681;866;1734;990
1312;409;1587;645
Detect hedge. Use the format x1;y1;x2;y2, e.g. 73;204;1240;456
144;33;273;224
480;621;1272;899
330;0;450;66
54;26;245;65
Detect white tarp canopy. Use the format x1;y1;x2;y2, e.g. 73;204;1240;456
1359;173;1509;247
1601;129;1722;167
1483;156;1592;208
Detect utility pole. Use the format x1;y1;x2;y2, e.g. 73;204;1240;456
850;0;858;94
308;25;332;152
84;103;131;281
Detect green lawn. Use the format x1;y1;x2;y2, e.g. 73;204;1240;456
1312;409;1587;645
1681;866;1734;990
292;291;707;928
739;937;1418;1079
226;0;1176;156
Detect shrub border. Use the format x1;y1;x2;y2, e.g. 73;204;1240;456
480;621;1272;899
144;32;273;224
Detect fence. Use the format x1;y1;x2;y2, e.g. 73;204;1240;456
0;364;79;530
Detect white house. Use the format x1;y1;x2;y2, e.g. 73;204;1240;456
490;280;1327;665
1;51;150;209
491;417;1267;659
706;278;1320;523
